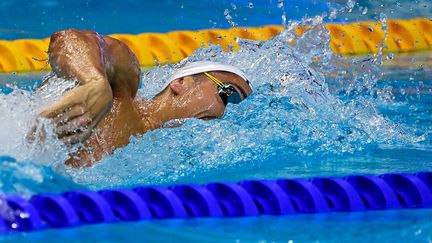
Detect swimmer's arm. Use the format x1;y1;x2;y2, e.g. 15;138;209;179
39;29;141;145
39;29;114;145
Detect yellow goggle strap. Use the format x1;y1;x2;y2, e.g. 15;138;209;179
204;72;224;88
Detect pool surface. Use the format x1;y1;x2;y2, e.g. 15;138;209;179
0;0;432;242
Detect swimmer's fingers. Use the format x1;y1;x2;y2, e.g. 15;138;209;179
40;81;113;145
60;128;93;145
55;92;109;136
39;87;84;118
59;115;100;145
41;82;112;125
55;115;92;139
56;104;106;145
52;105;87;125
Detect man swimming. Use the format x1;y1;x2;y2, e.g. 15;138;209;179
39;29;253;167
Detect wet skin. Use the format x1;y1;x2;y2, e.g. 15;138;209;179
39;29;252;167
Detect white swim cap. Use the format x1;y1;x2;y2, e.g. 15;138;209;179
166;61;252;90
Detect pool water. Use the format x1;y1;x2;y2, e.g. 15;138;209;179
3;209;432;242
1;0;431;40
1;0;432;242
0;0;328;40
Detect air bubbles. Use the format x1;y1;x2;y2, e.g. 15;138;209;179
247;2;254;9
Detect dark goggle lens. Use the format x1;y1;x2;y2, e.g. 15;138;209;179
218;85;242;106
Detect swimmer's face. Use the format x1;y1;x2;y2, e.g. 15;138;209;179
168;71;252;120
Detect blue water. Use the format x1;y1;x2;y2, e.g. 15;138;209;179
1;0;432;242
1;0;431;40
1;209;432;242
0;0;328;40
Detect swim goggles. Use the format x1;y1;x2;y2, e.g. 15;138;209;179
203;72;244;106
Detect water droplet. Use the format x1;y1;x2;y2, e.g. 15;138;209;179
329;9;337;20
278;0;284;8
346;0;355;12
231;3;237;10
224;9;236;27
386;52;394;60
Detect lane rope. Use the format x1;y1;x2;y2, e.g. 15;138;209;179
1;167;431;233
0;18;430;73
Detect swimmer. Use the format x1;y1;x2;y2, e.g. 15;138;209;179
37;29;253;167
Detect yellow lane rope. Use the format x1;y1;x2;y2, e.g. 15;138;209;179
0;18;430;73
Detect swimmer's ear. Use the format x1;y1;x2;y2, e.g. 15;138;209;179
169;78;184;95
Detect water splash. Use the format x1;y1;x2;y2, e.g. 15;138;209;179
72;17;426;189
278;0;287;27
0;74;79;196
224;9;236;27
0;73;77;164
0;16;428;193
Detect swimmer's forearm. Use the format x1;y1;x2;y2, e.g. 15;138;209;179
40;29;140;146
40;29;114;145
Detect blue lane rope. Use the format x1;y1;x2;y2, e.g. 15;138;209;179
1;171;432;233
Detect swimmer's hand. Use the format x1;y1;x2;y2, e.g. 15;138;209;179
40;80;113;145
